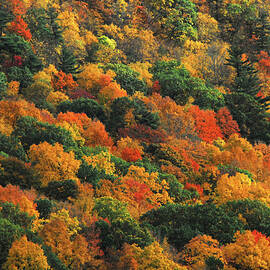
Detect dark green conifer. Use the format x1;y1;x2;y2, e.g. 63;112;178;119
47;6;64;44
59;45;81;75
255;11;270;53
225;46;270;143
0;6;13;36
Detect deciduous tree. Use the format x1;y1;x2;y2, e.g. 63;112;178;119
3;235;50;270
28;142;80;187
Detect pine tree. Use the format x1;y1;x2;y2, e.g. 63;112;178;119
0;6;13;36
255;11;270;54
225;46;270;144
59;45;81;76
47;6;63;45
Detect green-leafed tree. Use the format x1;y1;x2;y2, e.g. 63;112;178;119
0;72;7;100
93;197;153;252
0;133;27;161
254;10;270;54
43;180;79;201
0;218;24;268
103;64;148;95
108;97;160;138
57;98;107;123
0;34;43;74
150;61;224;110
0;157;41;189
133;98;160;129
59;45;81;76
47;6;64;45
141;203;244;251
0;202;34;230
221;199;270;236
107;97;134;136
26;7;63;44
0;5;13;36
35;199;54;219
12;116;78;151
144;0;198;44
225;46;270;143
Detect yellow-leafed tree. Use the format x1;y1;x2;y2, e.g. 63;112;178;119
28;142;81;187
3;235;50;270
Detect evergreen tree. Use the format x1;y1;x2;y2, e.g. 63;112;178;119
0;72;7;100
0;6;13;36
225;46;270;143
59;45;81;75
133;98;160;130
47;6;63;44
0;34;43;74
255;10;270;54
0;34;30;56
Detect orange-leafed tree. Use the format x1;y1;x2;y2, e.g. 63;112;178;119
0;184;38;218
216;107;240;138
95;177;155;219
120;177;154;217
115;136;143;162
76;63;114;96
83;119;114;149
6;81;20;97
58;112;114;149
71;182;95;225
96;165;172;219
40;216;102;269
12;0;26;15
145;93;196;139
79;217;105;268
123;165;172;208
57;112;92;131
188;105;223;143
0;99;55;127
70;234;93;270
28;142;81;187
121;147;142;162
7;15;32;40
116;243;139;270
47;91;69;106
39;218;73;267
257;51;270;77
2;235;49;270
98;81;127;105
223;230;270;269
98;74;112;88
51;71;78;95
212;134;266;181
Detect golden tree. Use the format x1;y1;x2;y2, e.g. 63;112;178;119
0;184;38;218
180;234;225;268
3;235;50;270
28;142;81;187
223;230;270;269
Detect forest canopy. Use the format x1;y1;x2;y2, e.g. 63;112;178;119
0;0;270;269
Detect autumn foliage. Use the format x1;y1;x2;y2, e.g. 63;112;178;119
216;107;240;138
189;105;223;143
3;235;49;270
28;142;81;187
0;185;38;218
1;0;270;269
8;16;32;40
52;71;78;94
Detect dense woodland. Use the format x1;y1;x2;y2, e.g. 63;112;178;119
0;0;270;269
